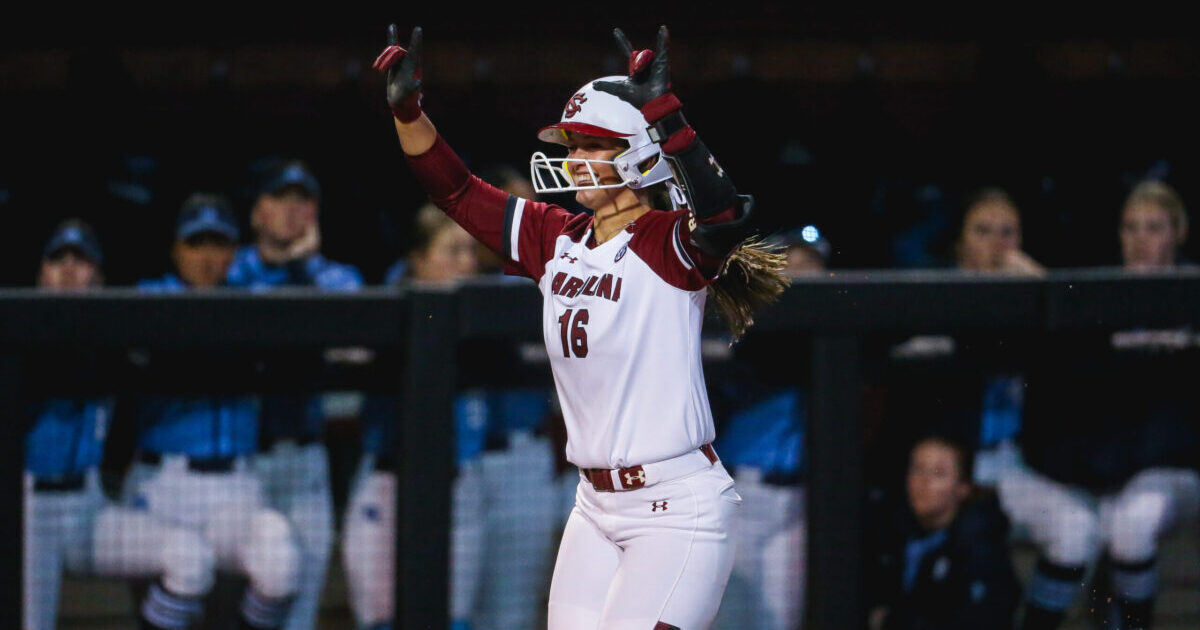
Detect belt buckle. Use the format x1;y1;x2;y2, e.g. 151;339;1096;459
618;465;647;490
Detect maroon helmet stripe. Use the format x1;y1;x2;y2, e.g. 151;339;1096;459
537;122;634;143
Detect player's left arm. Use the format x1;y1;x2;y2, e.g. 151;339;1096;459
595;26;754;272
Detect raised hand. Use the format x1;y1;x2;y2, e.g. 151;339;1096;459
373;24;424;123
593;26;675;118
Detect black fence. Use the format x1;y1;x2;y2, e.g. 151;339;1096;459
4;269;1200;629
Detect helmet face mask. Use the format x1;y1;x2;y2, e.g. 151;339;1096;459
531;76;674;195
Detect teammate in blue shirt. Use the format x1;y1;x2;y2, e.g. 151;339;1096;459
227;162;362;630
129;195;301;629
26;220;218;630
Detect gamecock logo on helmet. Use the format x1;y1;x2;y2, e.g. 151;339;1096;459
563;93;588;118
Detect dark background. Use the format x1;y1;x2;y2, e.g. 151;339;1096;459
3;6;1199;285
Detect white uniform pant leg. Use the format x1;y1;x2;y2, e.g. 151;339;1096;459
550;464;741;630
92;504;216;598
23;477;68;630
547;495;622;630
1101;467;1200;563
142;461;300;600
342;457;398;627
257;442;335;630
998;466;1101;567
476;435;559;630
450;459;486;624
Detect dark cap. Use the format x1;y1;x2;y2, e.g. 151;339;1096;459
176;193;240;242
771;224;831;262
43;219;103;264
259;161;321;200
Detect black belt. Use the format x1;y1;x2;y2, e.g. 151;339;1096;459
762;471;804;487
138;451;239;472
33;474;86;492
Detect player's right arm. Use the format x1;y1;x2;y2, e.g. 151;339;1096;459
376;24;572;280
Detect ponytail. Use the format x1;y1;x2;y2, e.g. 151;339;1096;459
707;236;790;342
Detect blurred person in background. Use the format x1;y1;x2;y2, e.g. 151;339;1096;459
712;225;828;630
130;195;300;629
348;205;559;630
26;220;219;630
880;188;1039;496
867;435;1019;630
227;160;363;630
1000;179;1200;630
345;205;482;630
1119;180;1189;272
955;187;1044;276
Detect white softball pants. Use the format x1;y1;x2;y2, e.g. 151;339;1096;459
547;462;741;630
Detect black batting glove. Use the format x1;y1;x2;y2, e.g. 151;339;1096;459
372;24;424;123
593;26;682;124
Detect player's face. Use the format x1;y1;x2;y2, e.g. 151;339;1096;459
564;133;628;210
1120;202;1178;271
173;234;236;289
253;188;318;244
958;201;1022;271
906;440;970;530
411;224;480;284
38;249;101;290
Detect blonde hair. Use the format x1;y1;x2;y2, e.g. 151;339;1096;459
1125;180;1188;242
707;236;791;342
410;203;460;256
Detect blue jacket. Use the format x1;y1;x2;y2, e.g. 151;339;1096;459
135;274;259;457
717;388;806;478
26;397;115;477
227;246;363;441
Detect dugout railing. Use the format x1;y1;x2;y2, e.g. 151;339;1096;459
4;269;1200;629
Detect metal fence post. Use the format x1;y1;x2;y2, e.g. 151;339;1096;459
396;288;457;629
806;334;864;630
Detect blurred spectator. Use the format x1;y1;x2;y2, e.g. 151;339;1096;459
955;188;1044;276
25;221;221;630
712;227;825;630
129;195;300;629
1000;182;1200;630
384;165;535;284
228;161;364;630
867;435;1019;630
349;204;559;630
878;189;1039;493
1119;180;1189;271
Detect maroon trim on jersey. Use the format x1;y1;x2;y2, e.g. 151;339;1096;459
627;210;722;291
653;622;682;630
407;134;584;283
405;135;472;202
511;201;588;283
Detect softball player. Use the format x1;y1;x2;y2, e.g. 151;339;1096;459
375;23;788;629
999;181;1200;630
130;195;301;629
27;220;217;630
227;162;363;630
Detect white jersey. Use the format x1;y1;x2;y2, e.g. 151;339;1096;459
503;197;724;469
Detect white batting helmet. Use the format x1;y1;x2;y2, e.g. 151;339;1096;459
530;76;674;194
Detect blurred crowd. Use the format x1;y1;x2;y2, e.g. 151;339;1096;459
22;156;1200;630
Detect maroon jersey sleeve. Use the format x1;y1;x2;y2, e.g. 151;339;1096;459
627;209;727;291
406;134;574;281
